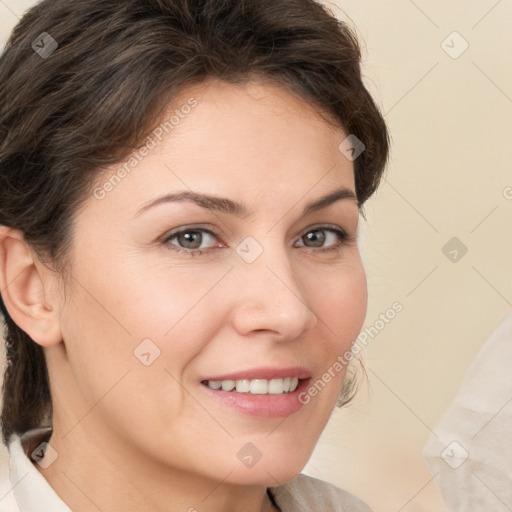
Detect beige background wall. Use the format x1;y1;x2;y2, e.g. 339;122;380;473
1;1;511;511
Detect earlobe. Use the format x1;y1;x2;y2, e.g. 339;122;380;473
0;226;62;347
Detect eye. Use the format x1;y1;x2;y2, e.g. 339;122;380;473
162;225;352;257
163;227;222;257
295;226;350;252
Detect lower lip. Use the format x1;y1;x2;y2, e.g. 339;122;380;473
199;379;311;418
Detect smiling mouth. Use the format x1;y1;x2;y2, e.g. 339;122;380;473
201;377;301;395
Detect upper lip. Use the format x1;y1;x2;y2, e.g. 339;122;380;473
201;366;311;382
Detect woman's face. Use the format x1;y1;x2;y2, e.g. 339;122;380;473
50;78;367;486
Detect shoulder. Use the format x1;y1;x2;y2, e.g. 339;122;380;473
1;432;70;512
269;473;374;512
0;440;20;512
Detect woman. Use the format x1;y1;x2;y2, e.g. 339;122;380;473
0;0;389;510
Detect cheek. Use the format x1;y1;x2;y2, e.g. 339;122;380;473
56;276;193;445
58;257;223;402
57;283;137;401
311;261;367;349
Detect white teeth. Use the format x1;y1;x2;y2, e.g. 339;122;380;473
268;379;285;394
206;377;301;394
221;380;235;391
235;379;250;392
250;379;268;394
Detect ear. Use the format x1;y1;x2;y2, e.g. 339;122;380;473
0;226;63;347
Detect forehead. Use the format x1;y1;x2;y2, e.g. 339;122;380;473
87;78;355;220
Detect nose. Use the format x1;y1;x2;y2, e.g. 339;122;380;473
230;244;318;342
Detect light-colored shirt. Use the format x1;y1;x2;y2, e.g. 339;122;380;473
0;433;373;511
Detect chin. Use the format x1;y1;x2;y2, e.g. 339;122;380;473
221;449;312;487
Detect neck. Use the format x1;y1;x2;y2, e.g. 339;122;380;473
33;419;280;512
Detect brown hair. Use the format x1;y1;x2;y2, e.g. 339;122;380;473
0;0;389;451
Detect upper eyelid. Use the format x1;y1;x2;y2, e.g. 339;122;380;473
163;224;350;245
163;225;220;241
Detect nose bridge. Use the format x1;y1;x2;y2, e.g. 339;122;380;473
231;234;317;339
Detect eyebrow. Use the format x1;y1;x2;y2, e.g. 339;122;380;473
134;186;358;219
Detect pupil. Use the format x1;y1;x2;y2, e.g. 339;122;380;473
180;231;202;249
177;230;326;250
306;230;325;247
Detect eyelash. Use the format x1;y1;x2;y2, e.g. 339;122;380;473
162;225;353;257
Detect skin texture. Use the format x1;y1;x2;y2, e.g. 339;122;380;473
0;78;367;512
